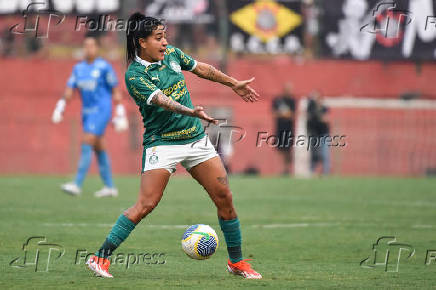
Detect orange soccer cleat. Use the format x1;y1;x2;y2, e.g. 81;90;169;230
227;259;262;279
86;255;113;278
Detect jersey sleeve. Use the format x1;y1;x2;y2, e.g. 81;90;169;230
66;66;77;88
125;74;162;105
105;63;118;88
174;47;197;71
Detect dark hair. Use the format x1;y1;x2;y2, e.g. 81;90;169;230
84;31;100;46
126;12;163;64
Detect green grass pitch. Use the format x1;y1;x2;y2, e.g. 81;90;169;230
1;175;436;289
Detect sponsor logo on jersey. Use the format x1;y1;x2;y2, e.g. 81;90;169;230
165;47;175;54
77;80;97;91
139;77;157;91
162;79;186;99
161;126;197;139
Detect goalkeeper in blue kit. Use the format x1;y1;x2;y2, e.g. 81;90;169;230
52;34;128;197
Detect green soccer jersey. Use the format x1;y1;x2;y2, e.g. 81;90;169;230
125;45;205;149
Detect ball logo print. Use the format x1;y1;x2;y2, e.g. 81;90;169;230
181;224;219;260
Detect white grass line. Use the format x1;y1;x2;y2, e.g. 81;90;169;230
41;222;355;229
43;223;113;227
42;223;190;229
369;201;436;208
252;223;343;228
42;222;436;229
412;225;435;229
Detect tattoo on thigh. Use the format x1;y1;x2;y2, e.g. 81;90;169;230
217;176;228;186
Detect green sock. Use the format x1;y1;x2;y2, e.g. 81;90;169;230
96;214;136;258
219;217;243;263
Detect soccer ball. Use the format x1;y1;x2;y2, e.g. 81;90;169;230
181;224;219;260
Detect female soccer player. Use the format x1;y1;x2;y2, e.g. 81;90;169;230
52;34;128;197
86;13;262;279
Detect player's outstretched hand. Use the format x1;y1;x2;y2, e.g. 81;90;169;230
52;99;66;123
52;110;63;123
232;77;260;103
112;104;129;132
193;106;218;125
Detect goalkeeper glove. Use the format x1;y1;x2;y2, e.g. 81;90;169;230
113;104;129;132
52;99;66;123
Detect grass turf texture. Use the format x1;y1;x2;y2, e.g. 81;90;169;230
0;176;435;289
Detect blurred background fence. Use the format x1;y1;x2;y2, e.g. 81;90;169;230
1;0;435;176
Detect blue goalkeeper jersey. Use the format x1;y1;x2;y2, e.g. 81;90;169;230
66;57;118;113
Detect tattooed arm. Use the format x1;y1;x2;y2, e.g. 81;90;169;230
192;62;260;102
150;91;217;124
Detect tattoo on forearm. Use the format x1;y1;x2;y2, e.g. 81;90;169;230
152;92;194;116
217;176;228;186
199;64;235;88
206;65;216;79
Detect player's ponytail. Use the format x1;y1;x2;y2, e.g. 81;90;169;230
126;12;163;64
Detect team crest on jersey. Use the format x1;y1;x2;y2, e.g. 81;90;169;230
149;147;159;164
170;61;181;73
91;70;100;78
149;154;159;164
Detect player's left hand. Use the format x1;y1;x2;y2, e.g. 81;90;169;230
52;110;63;123
51;99;66;124
112;104;129;132
193;106;218;125
232;77;260;102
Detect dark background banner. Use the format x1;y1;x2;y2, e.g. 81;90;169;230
320;0;436;61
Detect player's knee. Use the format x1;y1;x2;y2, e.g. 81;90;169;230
136;198;159;217
215;186;233;205
82;134;98;147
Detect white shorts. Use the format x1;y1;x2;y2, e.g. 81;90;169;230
142;136;219;174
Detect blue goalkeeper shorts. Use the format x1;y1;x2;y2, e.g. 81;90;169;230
82;107;112;136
